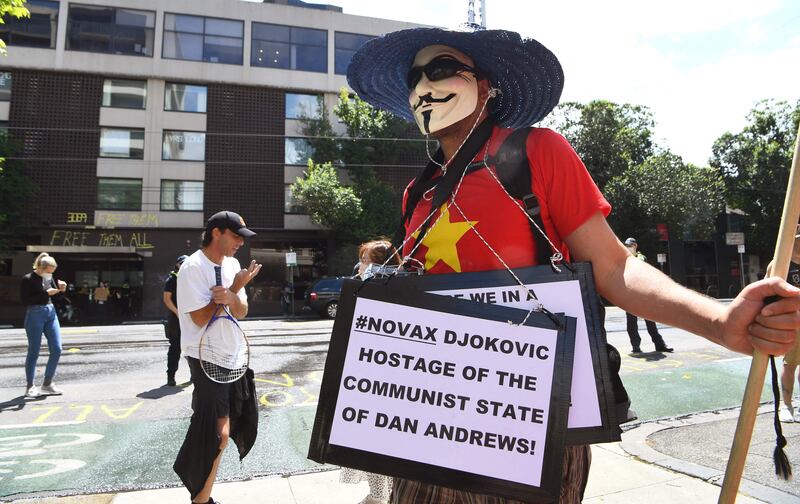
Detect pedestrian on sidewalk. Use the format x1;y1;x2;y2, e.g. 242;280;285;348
344;23;800;504
623;238;673;353
173;211;262;504
163;254;188;387
19;252;66;398
779;227;800;423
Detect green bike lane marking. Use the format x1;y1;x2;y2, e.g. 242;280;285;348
0;407;323;499
1;358;769;498
624;358;772;422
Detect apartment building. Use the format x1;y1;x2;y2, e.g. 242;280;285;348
0;0;423;323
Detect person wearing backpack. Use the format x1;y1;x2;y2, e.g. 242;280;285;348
346;24;800;504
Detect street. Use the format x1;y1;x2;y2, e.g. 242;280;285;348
0;308;779;500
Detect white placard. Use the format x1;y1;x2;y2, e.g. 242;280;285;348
657;253;667;264
429;280;600;429
285;251;297;266
737;244;745;254
726;232;745;246
328;297;562;487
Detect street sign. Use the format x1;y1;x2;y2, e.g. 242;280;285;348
725;232;745;246
285;251;297;267
737;244;745;254
657;253;667;264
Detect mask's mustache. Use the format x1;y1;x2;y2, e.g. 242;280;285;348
413;93;456;112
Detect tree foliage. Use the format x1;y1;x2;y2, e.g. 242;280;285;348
546;100;655;191
605;151;725;248
0;132;35;252
291;160;362;239
293;89;423;246
710;99;800;257
0;0;28;56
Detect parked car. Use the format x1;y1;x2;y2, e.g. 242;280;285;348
305;277;347;319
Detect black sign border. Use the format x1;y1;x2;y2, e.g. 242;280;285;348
309;280;576;502
394;263;620;445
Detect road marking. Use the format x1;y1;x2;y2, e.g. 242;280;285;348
714;356;750;363
61;329;98;334
15;458;86;480
0;421;85;430
67;348;81;353
31;406;62;424
100;402;143;420
254;374;294;387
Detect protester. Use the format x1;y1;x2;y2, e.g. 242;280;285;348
94;281;110;324
19;252;66;398
346;25;800;503
623;237;673;353
163;254;189;387
173;211;261;504
339;239;400;504
778;227;800;423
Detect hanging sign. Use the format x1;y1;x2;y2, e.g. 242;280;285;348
395;263;620;445
309;280;576;502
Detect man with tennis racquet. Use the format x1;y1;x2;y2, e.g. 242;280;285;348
173;210;261;504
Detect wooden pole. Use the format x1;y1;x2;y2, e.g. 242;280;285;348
719;121;800;503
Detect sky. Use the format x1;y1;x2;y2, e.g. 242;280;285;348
272;0;800;167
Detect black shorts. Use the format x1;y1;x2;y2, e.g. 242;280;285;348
187;356;239;418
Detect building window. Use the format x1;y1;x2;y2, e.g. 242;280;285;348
97;178;142;210
163;14;243;65
0;72;10;101
99;128;144;159
284;184;306;214
285;138;314;165
335;32;374;75
0;0;59;49
102;79;146;109
161;180;204;211
286;93;321;120
67;4;155;57
164;83;207;113
252;22;327;73
163;130;206;161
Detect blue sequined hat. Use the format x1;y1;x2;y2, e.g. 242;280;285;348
346;25;564;129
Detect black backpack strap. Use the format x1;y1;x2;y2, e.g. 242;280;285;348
489;127;554;266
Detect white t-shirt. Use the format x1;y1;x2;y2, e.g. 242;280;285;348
177;249;247;361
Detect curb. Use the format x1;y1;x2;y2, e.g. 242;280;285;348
620;406;797;504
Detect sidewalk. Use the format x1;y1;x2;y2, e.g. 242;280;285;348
10;409;786;504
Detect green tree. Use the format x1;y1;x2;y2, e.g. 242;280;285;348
545;100;655;191
0;132;36;252
0;0;29;56
605;150;725;250
710;99;800;258
291;159;362;240
294;89;423;250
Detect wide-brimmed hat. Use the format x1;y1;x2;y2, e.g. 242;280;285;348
347;25;564;129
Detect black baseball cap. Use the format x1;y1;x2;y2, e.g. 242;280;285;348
624;237;637;246
175;255;189;265
205;210;256;238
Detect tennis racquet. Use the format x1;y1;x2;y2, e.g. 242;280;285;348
198;265;250;383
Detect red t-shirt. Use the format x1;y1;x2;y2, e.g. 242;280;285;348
401;126;611;274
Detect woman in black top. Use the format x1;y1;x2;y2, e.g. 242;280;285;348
20;252;66;398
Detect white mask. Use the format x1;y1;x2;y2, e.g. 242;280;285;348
408;45;479;135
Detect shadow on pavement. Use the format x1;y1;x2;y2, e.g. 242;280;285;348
137;385;185;400
0;394;46;412
630;351;669;362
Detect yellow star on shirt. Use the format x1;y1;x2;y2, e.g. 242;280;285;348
412;204;477;272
